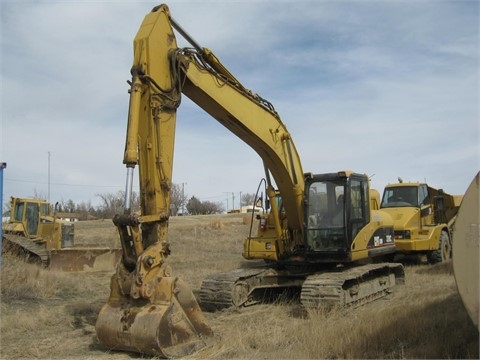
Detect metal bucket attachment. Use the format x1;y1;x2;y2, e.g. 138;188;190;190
49;248;122;272
96;276;213;358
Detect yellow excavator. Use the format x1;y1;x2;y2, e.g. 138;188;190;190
95;4;404;357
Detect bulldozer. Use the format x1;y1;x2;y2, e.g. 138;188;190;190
2;196;121;271
380;180;463;263
95;4;405;358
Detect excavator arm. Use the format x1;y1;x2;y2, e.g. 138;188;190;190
118;4;306;272
96;4;305;357
179;49;305;229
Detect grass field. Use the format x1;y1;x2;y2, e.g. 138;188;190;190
1;214;478;359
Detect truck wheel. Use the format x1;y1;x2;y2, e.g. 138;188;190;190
427;231;451;264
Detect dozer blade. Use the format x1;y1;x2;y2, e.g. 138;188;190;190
49;248;122;272
96;276;213;358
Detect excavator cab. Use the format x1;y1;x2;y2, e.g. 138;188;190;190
305;172;371;260
304;172;396;263
306;174;348;255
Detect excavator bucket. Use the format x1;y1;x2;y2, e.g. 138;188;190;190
96;274;213;358
49;248;122;272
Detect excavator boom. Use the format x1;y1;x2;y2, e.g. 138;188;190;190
96;5;306;355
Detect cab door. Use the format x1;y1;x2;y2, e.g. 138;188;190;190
25;202;40;236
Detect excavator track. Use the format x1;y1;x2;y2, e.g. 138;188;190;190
199;263;404;312
2;234;50;267
300;262;405;309
199;267;272;311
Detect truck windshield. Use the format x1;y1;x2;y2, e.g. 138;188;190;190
381;186;419;208
306;179;346;251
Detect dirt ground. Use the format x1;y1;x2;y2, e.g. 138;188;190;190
1;214;478;359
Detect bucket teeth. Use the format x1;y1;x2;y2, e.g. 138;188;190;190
96;276;213;357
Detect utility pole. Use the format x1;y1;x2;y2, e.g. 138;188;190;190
181;182;187;215
48;151;51;203
223;192;230;212
0;162;7;266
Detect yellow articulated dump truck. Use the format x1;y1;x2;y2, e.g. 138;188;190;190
2;197;121;271
380;180;463;263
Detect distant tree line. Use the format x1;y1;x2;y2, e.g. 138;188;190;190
2;184;258;219
186;196;222;215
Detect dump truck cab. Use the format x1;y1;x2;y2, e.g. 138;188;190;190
380;181;462;263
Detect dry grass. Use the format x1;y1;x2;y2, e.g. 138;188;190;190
1;214;478;359
192;265;478;359
74;219;121;248
1;253;77;300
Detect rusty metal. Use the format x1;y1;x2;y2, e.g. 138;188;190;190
96;271;213;357
3;233;121;272
49;248;122;272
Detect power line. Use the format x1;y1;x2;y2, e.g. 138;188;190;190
5;177;125;188
197;194;225;200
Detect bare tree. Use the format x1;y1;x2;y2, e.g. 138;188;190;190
33;189;47;200
76;200;93;220
187;196;223;215
2;199;11;218
201;200;223;214
61;199;76;213
96;191;125;219
241;193;257;206
170;183;188;215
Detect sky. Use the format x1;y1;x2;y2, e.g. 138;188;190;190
1;0;478;212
